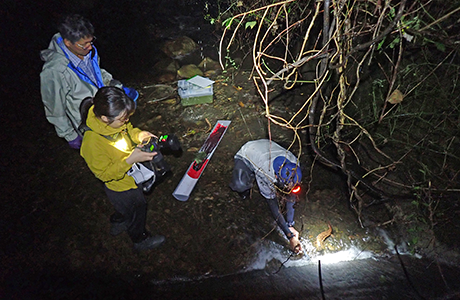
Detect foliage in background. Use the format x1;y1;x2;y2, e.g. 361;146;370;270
212;0;460;251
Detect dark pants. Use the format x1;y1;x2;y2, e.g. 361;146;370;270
104;186;147;243
229;158;255;193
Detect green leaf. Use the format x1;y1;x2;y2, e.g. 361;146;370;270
245;21;257;29
435;42;445;52
194;151;207;164
223;17;237;29
377;37;386;50
390;7;395;18
389;37;400;49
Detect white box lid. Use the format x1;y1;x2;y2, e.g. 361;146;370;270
187;75;214;88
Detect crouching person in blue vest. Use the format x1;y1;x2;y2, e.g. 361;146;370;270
40;14;138;150
80;86;164;251
230;139;303;253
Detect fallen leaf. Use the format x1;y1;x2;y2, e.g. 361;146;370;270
387;89;404;104
238;101;245;107
164;98;177;104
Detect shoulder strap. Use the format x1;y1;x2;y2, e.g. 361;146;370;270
78;96;94;135
82;127;136;146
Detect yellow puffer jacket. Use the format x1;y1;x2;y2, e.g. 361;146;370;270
80;106;142;192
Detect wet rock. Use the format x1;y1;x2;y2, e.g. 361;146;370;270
152;56;180;74
143;84;176;102
153;72;177;83
161;36;198;59
204;69;222;78
198;57;221;72
177;64;203;78
151;56;179;83
198;58;222;78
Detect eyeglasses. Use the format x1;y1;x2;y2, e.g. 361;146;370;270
115;113;131;124
76;36;97;49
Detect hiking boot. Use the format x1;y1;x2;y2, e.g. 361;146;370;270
110;221;128;236
133;235;165;251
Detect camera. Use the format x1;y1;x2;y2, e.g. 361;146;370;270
139;134;181;191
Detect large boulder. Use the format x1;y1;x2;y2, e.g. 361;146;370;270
198;57;222;78
152;56;180;74
198;57;221;71
151;57;179;83
161;36;198;59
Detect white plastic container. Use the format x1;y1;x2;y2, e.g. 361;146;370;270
178;75;214;106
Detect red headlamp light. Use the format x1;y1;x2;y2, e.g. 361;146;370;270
291;185;301;194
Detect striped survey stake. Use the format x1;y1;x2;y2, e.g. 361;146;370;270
172;120;231;201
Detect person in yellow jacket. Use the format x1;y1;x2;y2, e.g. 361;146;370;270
80;86;164;251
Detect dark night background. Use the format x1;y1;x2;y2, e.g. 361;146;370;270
2;1;460;299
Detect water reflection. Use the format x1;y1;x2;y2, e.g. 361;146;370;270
245;225;426;274
248;240;375;271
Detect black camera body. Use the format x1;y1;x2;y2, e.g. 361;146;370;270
139;134;181;191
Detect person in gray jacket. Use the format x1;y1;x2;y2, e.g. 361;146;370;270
230;139;303;253
40;14;138;149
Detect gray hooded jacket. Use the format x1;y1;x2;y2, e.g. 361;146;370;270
235;139;299;199
40;33;114;141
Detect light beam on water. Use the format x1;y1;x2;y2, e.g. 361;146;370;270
247;240;375;271
246;226;415;271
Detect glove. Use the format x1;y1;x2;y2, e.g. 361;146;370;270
109;79;123;88
123;86;139;104
68;135;83;149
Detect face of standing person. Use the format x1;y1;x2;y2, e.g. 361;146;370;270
63;35;96;59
